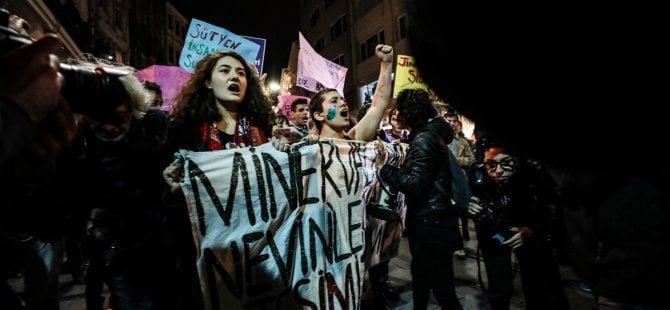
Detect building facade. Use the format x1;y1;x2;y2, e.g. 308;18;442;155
296;0;412;109
2;0;186;70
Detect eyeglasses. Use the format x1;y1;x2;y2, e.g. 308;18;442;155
483;158;516;171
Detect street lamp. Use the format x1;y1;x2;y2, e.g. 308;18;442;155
269;81;280;93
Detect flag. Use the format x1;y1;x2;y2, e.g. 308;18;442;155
297;32;348;95
136;65;191;111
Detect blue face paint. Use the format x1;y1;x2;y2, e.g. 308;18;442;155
326;106;337;120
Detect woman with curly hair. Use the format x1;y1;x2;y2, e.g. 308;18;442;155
161;50;275;309
375;88;463;309
166;50;274;152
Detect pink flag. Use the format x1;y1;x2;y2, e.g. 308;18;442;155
296;32;348;96
136;65;192;111
277;95;310;119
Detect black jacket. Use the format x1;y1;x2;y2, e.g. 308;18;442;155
379;117;459;219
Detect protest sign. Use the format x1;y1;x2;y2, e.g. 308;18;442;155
393;54;428;98
296;32;348;96
242;35;266;75
179;18;261;73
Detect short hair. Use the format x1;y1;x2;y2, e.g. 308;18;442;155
143;81;162;94
291;98;308;112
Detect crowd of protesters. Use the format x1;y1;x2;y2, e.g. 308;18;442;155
2;2;669;310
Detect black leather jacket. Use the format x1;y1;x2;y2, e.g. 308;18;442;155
379;117;457;219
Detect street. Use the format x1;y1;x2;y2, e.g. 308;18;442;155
11;223;594;309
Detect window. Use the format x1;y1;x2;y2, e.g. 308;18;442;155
314;36;324;53
398;15;407;39
310;8;320;26
330;15;348;41
357;0;382;18
359;30;385;63
333;54;345;66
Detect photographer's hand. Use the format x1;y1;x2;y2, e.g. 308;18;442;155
468;196;484;217
0;34;64;123
12;97;76;179
502;226;533;249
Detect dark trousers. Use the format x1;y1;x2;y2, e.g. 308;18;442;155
480;238;569;310
407;217;462;310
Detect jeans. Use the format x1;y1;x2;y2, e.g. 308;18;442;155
0;237;63;310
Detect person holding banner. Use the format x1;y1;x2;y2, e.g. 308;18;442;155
309;44;394;141
162;50;277;308
376;88;463;310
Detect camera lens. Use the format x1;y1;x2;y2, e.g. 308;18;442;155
59;64;130;123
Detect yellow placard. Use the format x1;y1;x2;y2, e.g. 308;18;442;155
393;54;428;98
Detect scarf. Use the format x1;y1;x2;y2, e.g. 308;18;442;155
198;117;267;151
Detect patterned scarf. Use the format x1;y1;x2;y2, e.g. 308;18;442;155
198;117;267;151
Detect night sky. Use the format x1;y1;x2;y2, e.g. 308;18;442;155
170;0;299;84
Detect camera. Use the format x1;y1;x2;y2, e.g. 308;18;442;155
1;9;130;122
469;164;500;223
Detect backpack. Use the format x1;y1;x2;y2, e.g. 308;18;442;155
447;150;472;215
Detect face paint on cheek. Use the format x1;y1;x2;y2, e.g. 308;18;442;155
326;106;337;120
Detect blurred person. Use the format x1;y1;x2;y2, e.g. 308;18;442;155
58;65;176;310
0;33;71;166
142;81;164;109
141;81;168;145
378;108;409;144
0;29;78;308
376;88;463;310
309;44;393;141
467;136;568;310
445;113;475;259
404;1;670;308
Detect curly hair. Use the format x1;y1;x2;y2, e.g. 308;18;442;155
170;50;274;136
395;88;437;130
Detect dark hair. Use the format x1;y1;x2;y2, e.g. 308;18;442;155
309;88;338;132
170;50;274;136
474;131;516;161
444;112;459;119
274;113;290;127
290;98;308;112
142;81;162;94
395;88;437;130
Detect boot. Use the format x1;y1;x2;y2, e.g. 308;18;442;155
372;290;391;310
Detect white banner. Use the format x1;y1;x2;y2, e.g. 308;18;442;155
296;32;348;96
180;139;405;309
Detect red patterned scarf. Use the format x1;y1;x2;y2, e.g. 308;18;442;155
198;117;267;151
